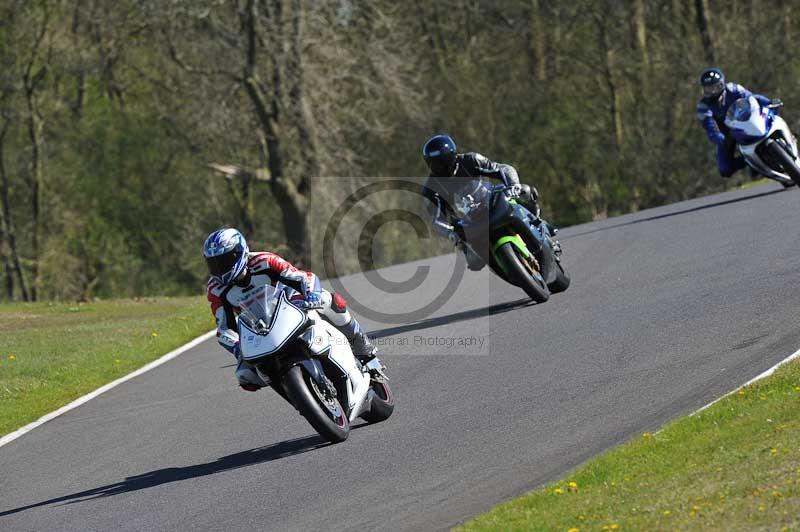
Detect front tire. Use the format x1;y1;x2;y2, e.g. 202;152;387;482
767;140;800;185
283;365;349;443
496;242;550;303
548;261;571;294
360;378;395;423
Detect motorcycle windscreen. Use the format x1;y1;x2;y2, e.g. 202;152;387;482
454;179;492;218
725;96;768;142
239;291;308;360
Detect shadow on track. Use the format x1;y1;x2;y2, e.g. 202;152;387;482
0;435;328;518
567;188;787;239
369;298;534;339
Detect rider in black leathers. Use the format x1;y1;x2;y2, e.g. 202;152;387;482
421;134;547;269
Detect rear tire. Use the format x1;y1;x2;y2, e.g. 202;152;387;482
496;243;549;303
767;140;800;185
284;365;349;443
360;379;395;423
548;261;571;294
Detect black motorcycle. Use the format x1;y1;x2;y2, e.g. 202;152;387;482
449;179;569;302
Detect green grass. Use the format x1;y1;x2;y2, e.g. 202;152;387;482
0;297;213;437
738;177;774;190
458;359;800;531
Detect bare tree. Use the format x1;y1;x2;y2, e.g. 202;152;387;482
694;0;716;64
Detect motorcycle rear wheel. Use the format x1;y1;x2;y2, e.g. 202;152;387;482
496;242;549;303
284;365;349;443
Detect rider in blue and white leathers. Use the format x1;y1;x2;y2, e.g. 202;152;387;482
696;67;776;178
203;228;377;392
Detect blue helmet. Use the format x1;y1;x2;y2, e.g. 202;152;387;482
423;134;458;176
699;67;725;102
203;228;249;285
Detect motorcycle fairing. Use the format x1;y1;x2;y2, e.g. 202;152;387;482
240;291;309;361
305;318;370;418
724;96;800;183
726;96;773;144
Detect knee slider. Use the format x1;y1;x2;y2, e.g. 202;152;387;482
331;292;348;313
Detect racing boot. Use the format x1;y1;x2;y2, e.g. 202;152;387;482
350;332;378;365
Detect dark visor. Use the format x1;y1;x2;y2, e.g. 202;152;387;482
205;251;241;277
703;82;723;97
429;157;455;176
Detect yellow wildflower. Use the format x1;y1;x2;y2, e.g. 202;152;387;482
7;354;16;361
663;510;671;516
568;481;578;490
553;487;563;495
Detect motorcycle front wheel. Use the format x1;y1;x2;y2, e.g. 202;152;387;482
767;140;800;185
284;365;349;443
360;378;395;423
496;242;550;303
548;261;571;294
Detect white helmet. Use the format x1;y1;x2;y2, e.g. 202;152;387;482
203;228;249;285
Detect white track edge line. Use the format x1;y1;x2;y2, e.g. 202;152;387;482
689;345;800;417
0;329;216;449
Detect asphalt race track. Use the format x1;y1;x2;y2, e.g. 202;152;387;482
3;183;800;531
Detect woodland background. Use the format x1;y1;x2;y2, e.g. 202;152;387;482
1;0;796;301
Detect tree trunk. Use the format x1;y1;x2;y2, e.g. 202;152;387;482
694;0;716;64
239;0;311;266
23;85;42;301
631;0;649;70
71;0;86;118
599;18;623;150
527;0;547;81
0;119;31;301
21;8;50;301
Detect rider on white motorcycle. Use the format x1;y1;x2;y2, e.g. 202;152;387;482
696;67;781;178
204;228;377;392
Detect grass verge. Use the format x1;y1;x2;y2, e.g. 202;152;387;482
0;297;212;437
458;358;800;531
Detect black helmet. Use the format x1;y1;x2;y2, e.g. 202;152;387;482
422;134;457;176
699;67;725;102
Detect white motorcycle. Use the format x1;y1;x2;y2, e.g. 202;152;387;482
724;95;800;187
238;286;393;443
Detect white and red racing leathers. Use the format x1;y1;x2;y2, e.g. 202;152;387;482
207;252;362;357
